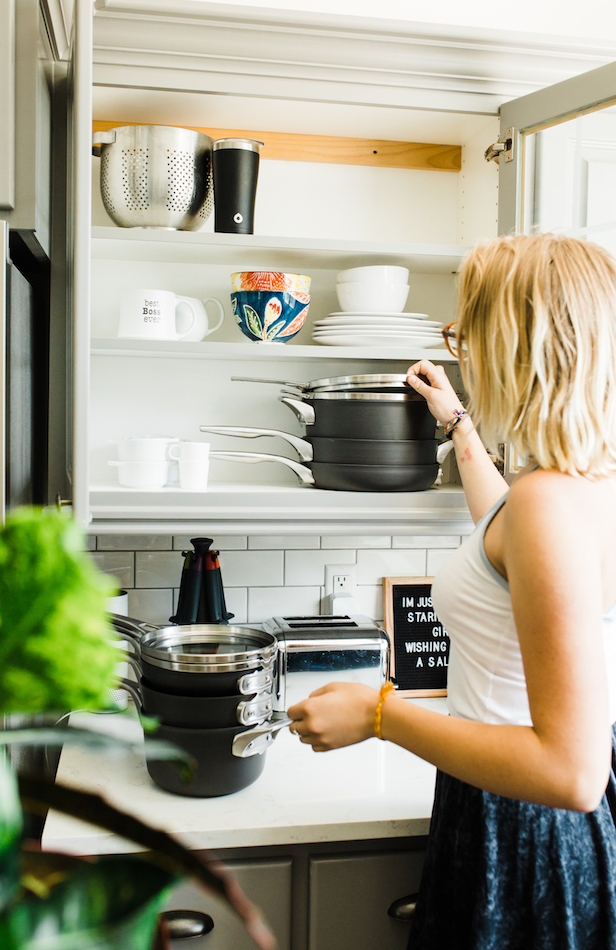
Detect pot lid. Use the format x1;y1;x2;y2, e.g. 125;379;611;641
138;624;277;669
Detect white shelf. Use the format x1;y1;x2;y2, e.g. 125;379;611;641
91;227;468;274
88;483;472;535
90;338;454;362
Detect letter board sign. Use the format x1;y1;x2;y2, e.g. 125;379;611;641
383;576;450;697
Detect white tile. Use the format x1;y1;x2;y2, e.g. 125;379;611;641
247;587;322;624
284;549;356;586
320;536;392;549
127;588;173;625
135;551;184;588
356;549;426;586
173;535;248;550
90;552;134;588
354;586;386;622
223;588;248;625
97;534;172;551
427;548;458;574
393;535;460;549
218;550;284;587
248;535;320;550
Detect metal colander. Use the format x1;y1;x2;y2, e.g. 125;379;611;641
92;125;214;230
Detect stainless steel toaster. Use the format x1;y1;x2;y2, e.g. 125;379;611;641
261;614;390;712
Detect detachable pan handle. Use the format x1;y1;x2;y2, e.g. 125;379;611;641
232;717;293;757
200;425;313;461
209;451;315;485
279;394;316;426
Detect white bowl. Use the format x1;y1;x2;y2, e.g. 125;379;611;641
115;436;178;462
336;265;409;285
108;460;170;488
336;281;410;314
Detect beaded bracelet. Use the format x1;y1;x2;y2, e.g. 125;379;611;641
442;408;469;441
374;681;395;740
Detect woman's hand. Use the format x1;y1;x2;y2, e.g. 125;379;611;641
406;359;465;426
287;682;379;752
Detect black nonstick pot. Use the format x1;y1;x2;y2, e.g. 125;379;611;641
145;722;267;797
119;677;273;728
208;450;440;491
280;392;437;441
112;618;276;697
201;424;439;465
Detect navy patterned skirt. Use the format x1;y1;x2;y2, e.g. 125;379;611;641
408;727;616;950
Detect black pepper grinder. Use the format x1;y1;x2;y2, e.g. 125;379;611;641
170;538;234;625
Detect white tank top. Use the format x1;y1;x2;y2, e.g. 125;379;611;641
431;491;616;726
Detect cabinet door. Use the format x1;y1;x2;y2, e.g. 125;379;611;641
497;60;616;238
163;857;292;950
308;849;425;950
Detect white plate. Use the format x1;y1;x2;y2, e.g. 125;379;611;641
312;332;445;348
329;318;430;320
312;328;443;339
314;323;442;333
315;315;442;329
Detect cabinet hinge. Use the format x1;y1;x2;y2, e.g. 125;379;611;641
484;127;514;164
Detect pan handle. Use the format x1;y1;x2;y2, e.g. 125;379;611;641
117;677;142;711
200;425;313;462
209;451;315;486
436;440;456;464
232;717;293;758
230;375;306;391
279;394;315;426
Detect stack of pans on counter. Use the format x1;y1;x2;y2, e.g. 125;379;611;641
202;374;446;492
113;616;290;797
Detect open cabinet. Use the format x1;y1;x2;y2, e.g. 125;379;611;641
63;0;616;536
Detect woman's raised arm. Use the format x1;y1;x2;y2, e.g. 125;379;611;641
406;359;508;523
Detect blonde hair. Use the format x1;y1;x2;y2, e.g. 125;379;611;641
457;233;616;477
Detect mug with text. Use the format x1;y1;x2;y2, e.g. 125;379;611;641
118;289;225;341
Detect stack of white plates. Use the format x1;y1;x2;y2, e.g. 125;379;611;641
312;312;445;348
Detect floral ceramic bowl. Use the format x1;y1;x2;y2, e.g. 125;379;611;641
231;271;311;295
231;290;310;343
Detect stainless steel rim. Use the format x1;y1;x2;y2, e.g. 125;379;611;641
303;390;422;403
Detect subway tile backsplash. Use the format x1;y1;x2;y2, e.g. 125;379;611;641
93;532;463;625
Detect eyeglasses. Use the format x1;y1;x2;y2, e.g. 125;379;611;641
441;322;466;359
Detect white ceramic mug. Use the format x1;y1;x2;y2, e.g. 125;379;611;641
177;459;210;491
118;289;224;341
114;435;179;462
168;441;211;461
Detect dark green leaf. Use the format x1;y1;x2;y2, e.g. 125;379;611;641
18;775;275;950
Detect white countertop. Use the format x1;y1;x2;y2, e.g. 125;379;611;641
42;699;446;856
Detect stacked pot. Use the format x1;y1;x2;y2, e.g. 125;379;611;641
202;374;442;491
113;616;285;797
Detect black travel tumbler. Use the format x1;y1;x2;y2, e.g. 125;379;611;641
212;138;263;234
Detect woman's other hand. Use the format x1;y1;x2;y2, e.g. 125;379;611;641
406;360;464;426
287;682;379;752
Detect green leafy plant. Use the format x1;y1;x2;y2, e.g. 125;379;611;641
0;508;275;950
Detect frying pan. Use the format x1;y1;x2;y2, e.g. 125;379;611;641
201;424;440;465
279;392;437;441
208;450;440;491
118;677;273;728
231;373;414;395
112;616;276;697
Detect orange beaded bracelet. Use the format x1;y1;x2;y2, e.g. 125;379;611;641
374;681;395;740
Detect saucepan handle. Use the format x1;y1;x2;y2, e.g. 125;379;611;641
200;425;313;462
232;716;293;758
209;451;315;485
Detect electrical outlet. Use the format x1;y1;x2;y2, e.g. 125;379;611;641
324;564;357;596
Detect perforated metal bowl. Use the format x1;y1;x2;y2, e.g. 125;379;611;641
92;125;213;230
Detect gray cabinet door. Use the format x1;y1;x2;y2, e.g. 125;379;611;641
309;850;425;950
497;60;616;236
164;857;292;950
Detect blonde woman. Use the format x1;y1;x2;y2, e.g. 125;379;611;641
288;233;616;949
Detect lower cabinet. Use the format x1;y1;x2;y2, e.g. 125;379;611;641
308;851;424;950
165;858;293;950
163;841;426;950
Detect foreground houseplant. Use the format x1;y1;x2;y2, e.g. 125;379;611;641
0;507;274;950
